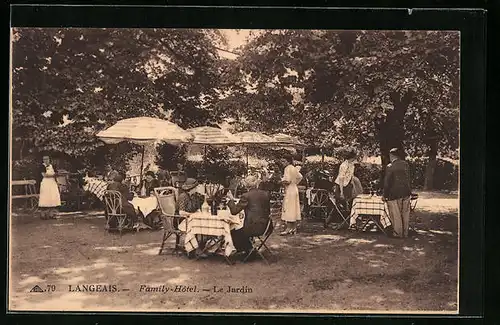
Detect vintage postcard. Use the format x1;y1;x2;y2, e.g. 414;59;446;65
9;27;460;313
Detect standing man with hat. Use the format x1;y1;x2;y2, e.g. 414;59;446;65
383;148;412;238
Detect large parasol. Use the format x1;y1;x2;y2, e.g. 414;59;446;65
271;133;306;148
188;126;240;146
270;133;307;163
233;131;277;171
96;117;193;183
187;126;240;181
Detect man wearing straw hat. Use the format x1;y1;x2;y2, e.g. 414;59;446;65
226;174;272;254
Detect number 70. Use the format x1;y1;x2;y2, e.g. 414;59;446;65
46;285;56;292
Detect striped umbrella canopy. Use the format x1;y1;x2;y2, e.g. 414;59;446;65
96;117;193;185
234;131;276;173
187;126;240;146
96;117;193;145
271;133;306;147
234;131;276;145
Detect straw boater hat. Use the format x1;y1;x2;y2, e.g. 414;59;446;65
181;178;199;191
389;147;402;158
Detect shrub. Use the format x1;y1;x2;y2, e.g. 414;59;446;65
407;157;459;190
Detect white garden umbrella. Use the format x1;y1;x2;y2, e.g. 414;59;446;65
271;133;307;163
234;131;277;171
96;117;193;183
271;133;306;147
188;126;240;146
187;126;241;181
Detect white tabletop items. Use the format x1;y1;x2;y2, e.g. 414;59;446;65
130;195;158;218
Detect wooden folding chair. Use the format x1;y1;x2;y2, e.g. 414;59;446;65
103;190;133;236
409;193;419;233
329;199;350;230
243;219;275;264
154;186;186;255
196;234;234;265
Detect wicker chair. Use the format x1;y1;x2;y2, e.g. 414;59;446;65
154;187;187;255
103;190;133;236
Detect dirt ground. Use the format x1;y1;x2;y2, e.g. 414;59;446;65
8;191;458;313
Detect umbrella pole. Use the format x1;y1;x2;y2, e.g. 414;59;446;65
246;147;249;175
139;145;145;184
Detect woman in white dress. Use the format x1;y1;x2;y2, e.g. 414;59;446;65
38;155;61;219
280;155;303;236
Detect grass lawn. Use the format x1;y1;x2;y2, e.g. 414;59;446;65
8;191;458;313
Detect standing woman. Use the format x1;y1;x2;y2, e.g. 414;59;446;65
280;155;303;236
334;149;357;211
38;155;61;220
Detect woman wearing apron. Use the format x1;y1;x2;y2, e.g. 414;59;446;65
280;155;303;236
38;155;61;219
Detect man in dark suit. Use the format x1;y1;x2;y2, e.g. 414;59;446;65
226;175;273;253
106;173;137;224
383;148;412;238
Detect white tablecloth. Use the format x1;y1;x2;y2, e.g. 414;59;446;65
83;177;108;201
130;196;158;217
178;209;243;256
349;195;391;228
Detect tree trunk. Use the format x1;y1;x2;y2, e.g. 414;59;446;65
376;91;412;185
424;137;439;190
19;140;25;160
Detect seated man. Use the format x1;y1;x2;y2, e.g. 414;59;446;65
226;175;273;254
177;178;204;213
170;162;188;187
106;173;137;226
138;171;160;196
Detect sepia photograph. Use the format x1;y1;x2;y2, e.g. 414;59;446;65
9;27;460;313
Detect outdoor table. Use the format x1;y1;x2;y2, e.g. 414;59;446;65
130;195;159;218
177;209;244;257
83;177;108;201
349;194;391;229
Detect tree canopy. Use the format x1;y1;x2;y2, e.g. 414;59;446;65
11;28;226;165
217;30;459;165
11;28;459;186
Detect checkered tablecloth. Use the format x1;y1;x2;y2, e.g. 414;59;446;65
349;195;391;228
178;210;243;256
83;177;108;201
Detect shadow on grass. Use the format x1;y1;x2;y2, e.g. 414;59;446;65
9;202;458;312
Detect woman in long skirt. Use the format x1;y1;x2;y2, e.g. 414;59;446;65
280;155;303;236
38;155;61;219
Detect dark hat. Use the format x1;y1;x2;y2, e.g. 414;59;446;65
389;148;399;154
181;178;199;191
145;171;155;177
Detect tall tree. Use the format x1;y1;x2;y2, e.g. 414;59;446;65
219;30;459;186
11;28;226;171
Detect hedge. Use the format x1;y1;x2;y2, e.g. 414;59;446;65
12;154;458;192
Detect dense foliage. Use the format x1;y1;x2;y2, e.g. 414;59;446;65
11;29;459;190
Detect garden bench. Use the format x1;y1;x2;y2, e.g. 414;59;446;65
11;179;39;211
